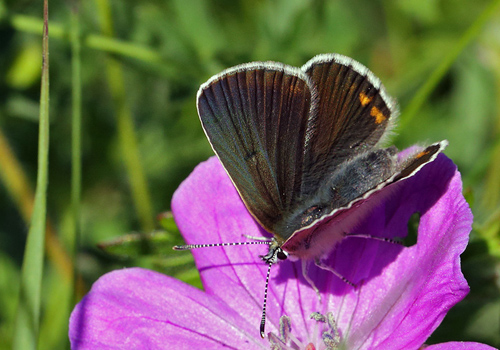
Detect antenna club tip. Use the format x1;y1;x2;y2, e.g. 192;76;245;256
172;245;184;251
260;323;266;338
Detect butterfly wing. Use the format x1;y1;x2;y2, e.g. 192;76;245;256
281;141;448;258
197;63;315;233
197;55;443;244
300;54;398;195
393;141;448;181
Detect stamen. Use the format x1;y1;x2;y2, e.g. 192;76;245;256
268;313;341;350
279;316;292;343
268;333;287;350
268;309;305;349
274;315;306;350
310;312;341;350
310;312;326;322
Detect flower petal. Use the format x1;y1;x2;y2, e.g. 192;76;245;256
172;153;473;349
171;157;322;339
72;150;476;349
326;154;472;349
424;342;498;350
69;268;269;349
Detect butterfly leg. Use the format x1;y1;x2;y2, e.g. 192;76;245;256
314;259;355;288
301;260;322;303
343;232;402;245
242;234;273;242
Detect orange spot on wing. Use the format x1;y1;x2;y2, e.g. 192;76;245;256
416;150;430;158
359;92;373;106
370;106;387;124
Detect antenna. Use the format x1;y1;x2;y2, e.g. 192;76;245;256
173;240;272;250
260;261;273;338
174;237;285;338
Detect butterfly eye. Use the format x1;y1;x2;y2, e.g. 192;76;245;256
277;250;288;260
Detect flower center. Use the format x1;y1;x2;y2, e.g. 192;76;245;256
268;312;341;350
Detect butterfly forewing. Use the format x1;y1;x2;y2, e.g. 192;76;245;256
197;64;314;233
300;54;397;195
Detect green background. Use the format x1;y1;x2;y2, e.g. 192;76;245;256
0;0;499;348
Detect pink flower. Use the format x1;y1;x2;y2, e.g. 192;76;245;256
69;153;494;350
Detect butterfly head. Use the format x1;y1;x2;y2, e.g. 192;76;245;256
260;238;288;264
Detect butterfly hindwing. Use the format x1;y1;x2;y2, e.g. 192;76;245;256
282;141;448;245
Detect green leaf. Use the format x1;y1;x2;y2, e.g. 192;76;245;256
97;230;176;259
5;41;42;89
157;211;179;233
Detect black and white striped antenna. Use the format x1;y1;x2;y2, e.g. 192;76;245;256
173;240;272;251
173;239;279;338
260;261;273;338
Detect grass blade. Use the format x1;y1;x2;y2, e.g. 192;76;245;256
69;0;82;283
400;0;500;128
12;1;50;349
94;0;155;232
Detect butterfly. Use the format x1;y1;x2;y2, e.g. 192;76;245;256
174;53;447;337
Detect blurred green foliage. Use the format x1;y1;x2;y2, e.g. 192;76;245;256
1;0;500;349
